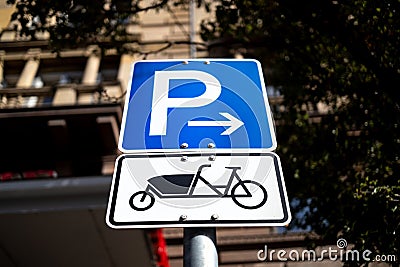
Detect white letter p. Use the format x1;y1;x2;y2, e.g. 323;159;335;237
149;70;221;136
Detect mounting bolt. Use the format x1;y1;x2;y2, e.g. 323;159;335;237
208;155;216;161
183;60;189;64
204;61;211;65
211;214;219;220
181;156;188;162
207;143;215;148
180;143;189;149
180;215;188;221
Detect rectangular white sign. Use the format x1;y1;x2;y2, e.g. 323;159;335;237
106;153;291;228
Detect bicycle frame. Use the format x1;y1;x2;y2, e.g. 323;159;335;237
145;164;252;199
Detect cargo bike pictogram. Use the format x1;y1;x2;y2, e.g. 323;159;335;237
129;164;268;211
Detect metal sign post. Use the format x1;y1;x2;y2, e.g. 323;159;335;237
184;228;218;267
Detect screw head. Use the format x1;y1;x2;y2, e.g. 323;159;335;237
180;215;188;221
207;143;215;148
208;155;216;161
181;156;188;162
211;214;219;220
180;143;188;149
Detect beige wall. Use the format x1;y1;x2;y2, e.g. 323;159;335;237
0;0;212;102
0;0;14;29
0;0;210;57
135;0;210;59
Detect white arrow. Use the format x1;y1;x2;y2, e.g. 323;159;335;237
187;112;244;135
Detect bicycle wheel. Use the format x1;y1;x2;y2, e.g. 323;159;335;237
231;180;268;209
129;191;155;211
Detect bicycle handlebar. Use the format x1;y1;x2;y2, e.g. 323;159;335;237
225;166;241;170
197;164;212;173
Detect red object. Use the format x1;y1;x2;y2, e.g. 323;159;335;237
0;172;21;181
22;171;38;179
22;170;58;179
0;170;58;182
149;229;170;267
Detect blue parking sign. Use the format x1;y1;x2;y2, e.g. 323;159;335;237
119;59;277;152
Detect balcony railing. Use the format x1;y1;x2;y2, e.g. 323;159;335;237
0;80;124;110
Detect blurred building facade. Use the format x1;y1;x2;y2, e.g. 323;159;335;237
0;1;209;266
1;1;388;267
